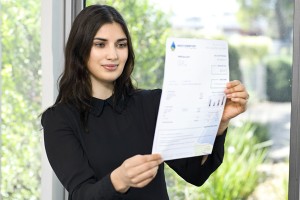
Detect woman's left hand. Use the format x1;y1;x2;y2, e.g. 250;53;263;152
217;80;249;135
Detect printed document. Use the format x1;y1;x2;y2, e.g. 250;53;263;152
152;38;229;161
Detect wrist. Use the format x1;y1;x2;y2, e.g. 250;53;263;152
201;155;208;165
110;168;130;193
217;120;229;135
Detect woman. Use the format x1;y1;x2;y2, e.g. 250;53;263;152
41;4;249;200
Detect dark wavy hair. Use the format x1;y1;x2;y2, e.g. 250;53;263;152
54;5;135;123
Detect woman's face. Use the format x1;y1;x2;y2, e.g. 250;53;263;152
87;22;128;90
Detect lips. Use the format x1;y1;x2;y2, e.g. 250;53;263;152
102;64;118;71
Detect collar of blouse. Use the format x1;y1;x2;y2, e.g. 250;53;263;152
90;94;129;117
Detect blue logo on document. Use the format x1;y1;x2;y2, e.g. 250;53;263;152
171;41;176;51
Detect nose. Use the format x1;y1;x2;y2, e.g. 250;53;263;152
106;45;118;60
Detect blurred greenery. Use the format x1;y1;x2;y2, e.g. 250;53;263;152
229;36;272;67
229;36;273;101
1;0;42;199
265;56;292;102
283;171;289;200
236;0;293;42
165;121;270;200
228;45;242;81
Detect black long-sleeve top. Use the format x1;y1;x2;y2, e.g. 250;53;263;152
41;89;226;200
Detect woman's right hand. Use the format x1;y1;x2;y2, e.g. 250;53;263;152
110;154;163;193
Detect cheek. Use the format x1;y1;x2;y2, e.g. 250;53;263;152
87;51;98;70
121;51;129;64
121;57;128;72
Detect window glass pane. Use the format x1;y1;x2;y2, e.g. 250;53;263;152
1;0;42;199
86;0;292;199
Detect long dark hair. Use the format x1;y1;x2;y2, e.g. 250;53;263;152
54;5;135;125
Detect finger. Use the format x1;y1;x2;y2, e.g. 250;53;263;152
226;80;241;88
125;154;162;168
225;83;247;94
145;154;163;162
127;159;161;180
134;154;162;163
226;91;249;100
131;166;159;186
228;97;248;106
132;177;153;188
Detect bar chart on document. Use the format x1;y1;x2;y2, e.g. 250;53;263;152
152;38;229;161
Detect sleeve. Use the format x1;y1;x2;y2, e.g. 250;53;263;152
41;106;125;200
166;130;227;187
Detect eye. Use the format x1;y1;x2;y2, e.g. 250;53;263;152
94;43;105;48
117;42;128;48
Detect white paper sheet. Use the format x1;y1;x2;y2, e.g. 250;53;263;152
152;38;229;161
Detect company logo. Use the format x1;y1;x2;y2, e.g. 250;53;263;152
171;41;176;51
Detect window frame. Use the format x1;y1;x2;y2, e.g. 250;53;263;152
41;0;84;199
289;0;300;199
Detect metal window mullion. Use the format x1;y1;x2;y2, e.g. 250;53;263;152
64;0;84;44
289;0;300;199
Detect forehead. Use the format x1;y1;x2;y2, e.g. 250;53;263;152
94;22;126;38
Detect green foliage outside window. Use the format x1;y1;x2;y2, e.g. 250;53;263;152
1;0;41;199
228;45;242;81
236;0;293;42
265;56;292;102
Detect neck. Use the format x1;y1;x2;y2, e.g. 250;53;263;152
92;82;114;100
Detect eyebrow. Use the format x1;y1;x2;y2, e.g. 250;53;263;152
93;37;127;42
